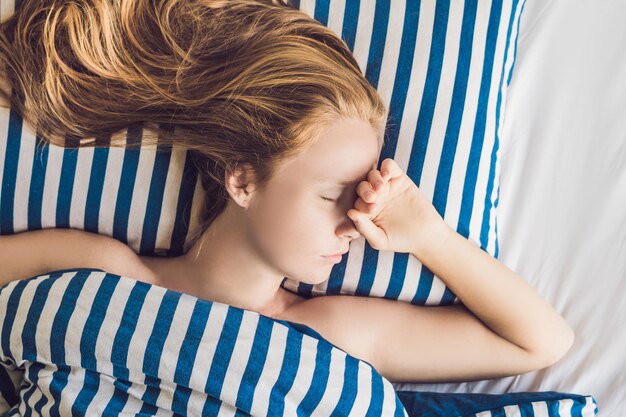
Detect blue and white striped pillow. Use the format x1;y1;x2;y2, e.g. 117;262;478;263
0;0;525;306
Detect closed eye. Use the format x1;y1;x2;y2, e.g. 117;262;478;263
321;196;337;202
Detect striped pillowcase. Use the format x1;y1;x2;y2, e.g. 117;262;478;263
396;389;599;417
0;0;524;306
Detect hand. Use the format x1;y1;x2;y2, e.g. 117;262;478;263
346;158;447;254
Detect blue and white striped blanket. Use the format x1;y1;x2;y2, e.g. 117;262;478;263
0;269;408;416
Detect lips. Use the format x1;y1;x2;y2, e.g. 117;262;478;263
325;249;349;257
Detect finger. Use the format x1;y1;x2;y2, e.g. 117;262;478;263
367;169;386;192
356;180;377;203
347;209;387;251
354;197;377;216
379;158;403;181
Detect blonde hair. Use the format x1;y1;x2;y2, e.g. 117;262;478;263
0;0;388;246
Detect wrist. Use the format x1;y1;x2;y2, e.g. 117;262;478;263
411;218;454;262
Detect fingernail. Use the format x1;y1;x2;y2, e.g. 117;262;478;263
366;191;374;199
375;181;383;189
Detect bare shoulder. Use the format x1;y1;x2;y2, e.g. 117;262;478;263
276;295;376;361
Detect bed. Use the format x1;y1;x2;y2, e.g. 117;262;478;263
391;1;626;415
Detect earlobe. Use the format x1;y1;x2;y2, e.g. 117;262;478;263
225;162;257;209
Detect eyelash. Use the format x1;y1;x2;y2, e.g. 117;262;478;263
321;196;338;203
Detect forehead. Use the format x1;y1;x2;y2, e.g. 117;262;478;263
281;118;381;184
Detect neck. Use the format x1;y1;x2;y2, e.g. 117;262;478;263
143;205;289;317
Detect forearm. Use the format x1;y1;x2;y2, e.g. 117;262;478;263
413;221;574;362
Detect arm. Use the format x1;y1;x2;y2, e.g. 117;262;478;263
282;221;575;383
0;228;150;287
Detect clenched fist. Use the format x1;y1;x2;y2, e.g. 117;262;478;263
347;158;447;255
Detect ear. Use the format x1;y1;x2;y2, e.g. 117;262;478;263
224;162;257;209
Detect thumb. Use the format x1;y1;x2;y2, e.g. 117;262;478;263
347;210;387;250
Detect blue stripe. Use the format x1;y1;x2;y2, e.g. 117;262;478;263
21;273;64;360
111;280;150;381
364;0;391;89
436;0;479;305
168;152;198;256
266;329;303;416
0;108;22;234
139;290;182;413
203;307;244;415
1;280;29;357
296;341;332;415
457;0;503;243
234;319;273;412
364;369;384;417
329;355;359;416
140;127;173;255
80;275;119;371
49;272;90;365
313;0;330;26
20;362;44;417
113;123;143;244
341;0;360;52
480;0;519;251
368;0;419;301
72;369;102;415
27;135;49;230
84;135;110;233
171;300;212;413
56;136;80;228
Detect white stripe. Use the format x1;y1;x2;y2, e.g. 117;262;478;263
327;0;346;40
282;334;319;415
309;350;346;417
346;362;373;417
38;364;59;416
504;403;522;416
34;275;73;365
216;401;239;417
351;0;376;74
126;142;158;252
187;303;230;392
126;285;166;382
248;323;288;417
64;272;106;367
488;0;525;256
12;123;36;232
146;293;198;413
532;400;550;416
98;132;127;237
469;0;513;250
218;312;259;407
558;398;574;416
446;0;493;237
419;0;465;223
376;0;405;111
581;396;597;416
8;279;40;365
93;275;137;377
82;373;117;416
40;144;64;228
118;380;150;414
299;0;316;20
391;0;435;303
56;367;87;416
68;146;95;230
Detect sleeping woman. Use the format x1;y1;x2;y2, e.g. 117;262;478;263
0;0;574;384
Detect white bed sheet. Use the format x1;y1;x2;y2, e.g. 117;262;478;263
392;1;626;416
